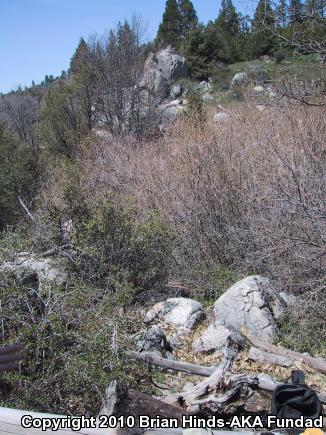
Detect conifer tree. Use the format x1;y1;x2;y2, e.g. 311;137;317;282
215;0;240;61
156;0;181;47
251;0;276;56
178;0;198;38
70;38;91;75
289;0;303;23
305;0;325;16
276;0;288;27
216;0;240;35
252;0;275;30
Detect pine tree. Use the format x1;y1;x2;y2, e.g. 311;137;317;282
216;0;240;35
70;38;91;75
182;23;231;79
276;0;288;27
289;0;303;23
251;0;276;56
156;0;181;48
305;0;325;16
178;0;198;39
252;0;275;30
215;0;240;61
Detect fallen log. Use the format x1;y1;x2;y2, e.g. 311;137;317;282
126;351;215;376
0;344;23;372
125;353;326;405
244;333;326;375
100;380;193;424
249;346;293;367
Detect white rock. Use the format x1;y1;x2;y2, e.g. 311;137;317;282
213;276;286;342
231;72;248;88
213;112;229;122
280;292;298;307
141;46;189;98
170;83;182;99
256;104;266;112
253;85;265;93
199;81;211;91
145;297;205;331
1;254;66;288
192;322;232;354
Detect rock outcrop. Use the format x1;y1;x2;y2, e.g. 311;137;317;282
145;297;205;332
140;46;190;99
1;253;66;289
213;275;286;342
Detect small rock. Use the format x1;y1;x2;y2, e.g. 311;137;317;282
253;85;265;93
213;112;229;122
280;292;298;307
231;72;248;88
192;322;232;354
199;81;211;91
202;92;214;102
167;335;183;349
133;325;169;356
170;84;182;99
145;297;205;331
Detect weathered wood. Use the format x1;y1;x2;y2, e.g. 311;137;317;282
39;244;72;257
126;351;215;376
244;333;326;374
101;380;193;424
0;344;23;372
18;195;36;223
249;346;293;367
125;351;326;405
165;333;243;409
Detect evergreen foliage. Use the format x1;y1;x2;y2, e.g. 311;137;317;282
182;23;231;79
0;124;38;230
251;0;277;56
156;0;181;47
289;0;304;23
178;0;198;38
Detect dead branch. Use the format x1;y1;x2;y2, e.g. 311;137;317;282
126;351;215;376
17;195;35;223
244;333;326;374
164;333;244;409
249;346;293;367
125;353;326;405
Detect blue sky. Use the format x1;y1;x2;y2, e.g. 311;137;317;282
0;0;255;93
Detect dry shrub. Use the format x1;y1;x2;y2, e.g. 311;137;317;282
73;105;325;302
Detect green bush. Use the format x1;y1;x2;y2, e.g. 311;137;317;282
277;292;326;357
0;277;149;415
0;123;39;231
273;48;292;64
70;196;174;296
186;88;204;120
